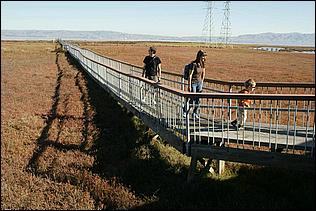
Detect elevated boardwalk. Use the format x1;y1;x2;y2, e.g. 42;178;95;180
58;40;315;179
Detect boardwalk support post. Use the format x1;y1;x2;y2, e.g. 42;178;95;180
217;160;225;175
187;149;197;182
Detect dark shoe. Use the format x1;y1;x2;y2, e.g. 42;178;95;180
231;120;237;127
237;124;244;129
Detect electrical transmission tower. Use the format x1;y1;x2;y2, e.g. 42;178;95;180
220;1;232;47
202;1;215;48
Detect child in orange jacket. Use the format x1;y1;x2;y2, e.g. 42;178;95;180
231;79;256;129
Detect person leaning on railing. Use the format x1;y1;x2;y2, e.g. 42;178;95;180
231;78;256;129
183;50;207;119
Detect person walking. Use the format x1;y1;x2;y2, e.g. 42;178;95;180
142;46;162;105
231;78;256;129
142;46;162;82
183;50;207;119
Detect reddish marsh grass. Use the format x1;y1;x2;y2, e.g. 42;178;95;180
1;41;314;210
1;41;142;209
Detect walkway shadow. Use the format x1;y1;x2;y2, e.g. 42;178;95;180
26;50;65;174
26;48;105;208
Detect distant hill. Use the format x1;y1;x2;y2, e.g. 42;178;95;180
1;30;315;47
233;32;315;47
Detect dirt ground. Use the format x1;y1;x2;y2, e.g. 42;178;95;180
75;41;315;83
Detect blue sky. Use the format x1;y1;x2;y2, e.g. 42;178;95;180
1;1;315;36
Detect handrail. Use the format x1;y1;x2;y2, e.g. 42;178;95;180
60;40;315;101
70;40;315;89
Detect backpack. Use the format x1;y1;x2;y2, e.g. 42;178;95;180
183;63;193;80
145;56;158;76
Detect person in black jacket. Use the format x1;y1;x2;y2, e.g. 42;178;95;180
142;46;162;82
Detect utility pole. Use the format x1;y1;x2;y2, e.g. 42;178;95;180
202;1;215;48
220;1;232;48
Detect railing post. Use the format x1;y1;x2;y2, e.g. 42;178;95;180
185;97;191;156
228;85;232;122
139;82;143;110
119;72;121;98
181;77;185;91
155;85;160;131
128;73;132;104
105;67;108;86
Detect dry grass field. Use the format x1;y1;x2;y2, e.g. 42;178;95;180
1;40;315;210
75;41;315;83
1;41;144;209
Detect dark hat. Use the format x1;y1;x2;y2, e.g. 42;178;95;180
149;46;157;52
197;50;207;56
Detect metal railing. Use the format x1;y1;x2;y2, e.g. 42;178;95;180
59;40;315;161
66;40;315;95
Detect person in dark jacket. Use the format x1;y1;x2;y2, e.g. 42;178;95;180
142;46;162;82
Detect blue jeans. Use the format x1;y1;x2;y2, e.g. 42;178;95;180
183;81;203;114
